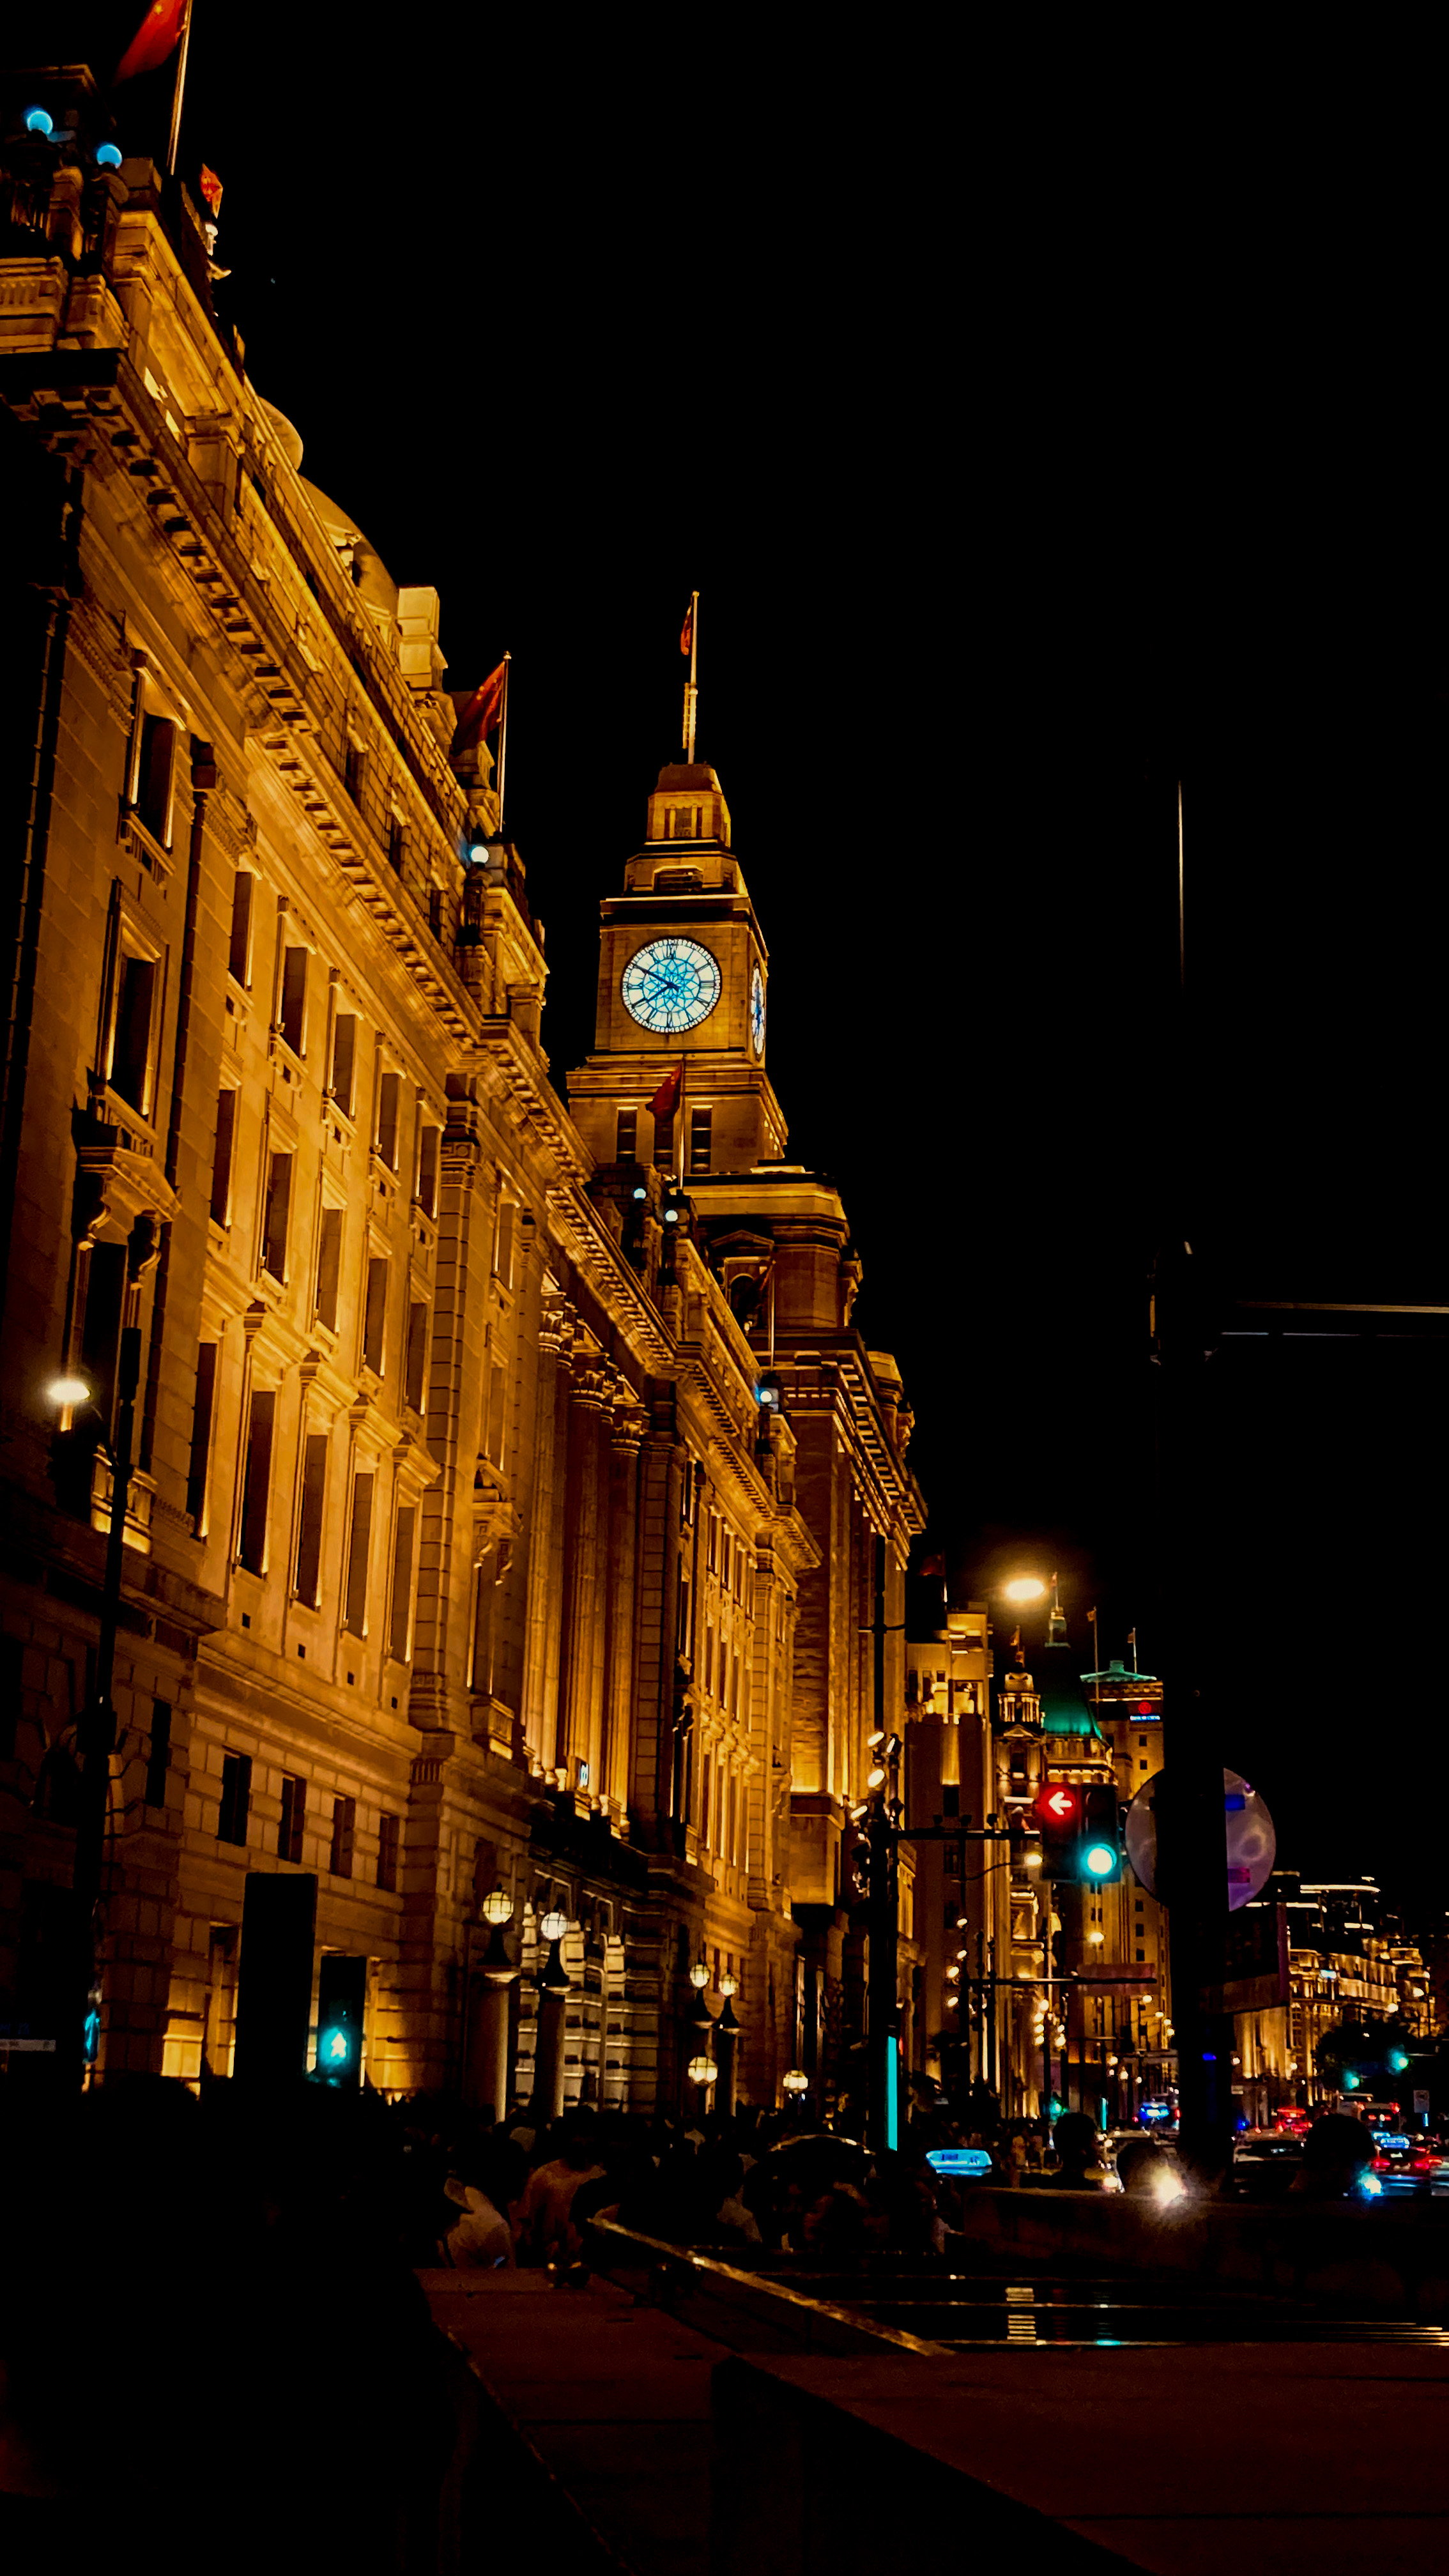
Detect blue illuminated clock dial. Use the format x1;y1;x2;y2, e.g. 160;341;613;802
750;965;765;1057
621;937;722;1036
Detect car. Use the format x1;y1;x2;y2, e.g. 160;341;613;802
1227;2130;1305;2200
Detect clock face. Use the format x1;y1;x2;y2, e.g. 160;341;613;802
621;936;721;1036
750;965;765;1057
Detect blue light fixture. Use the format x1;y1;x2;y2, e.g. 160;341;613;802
96;142;123;170
24;107;54;137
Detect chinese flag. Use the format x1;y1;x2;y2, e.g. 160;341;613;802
449;661;506;758
648;1062;684;1123
198;165;223;215
679;599;693;657
115;0;188;83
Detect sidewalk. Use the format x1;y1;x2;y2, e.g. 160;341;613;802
421;2269;718;2576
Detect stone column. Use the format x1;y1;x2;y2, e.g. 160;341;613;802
464;1949;518;2119
601;1409;644;1820
558;1366;608;1795
520;1300;571;1774
411;1121;489;1732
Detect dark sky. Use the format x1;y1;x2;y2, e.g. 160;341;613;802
20;11;1449;1908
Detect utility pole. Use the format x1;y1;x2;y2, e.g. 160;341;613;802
866;1537;900;2154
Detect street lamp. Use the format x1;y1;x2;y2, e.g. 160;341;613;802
782;2068;809;2096
533;1906;571;2121
1002;1576;1046;1604
48;1328;141;2089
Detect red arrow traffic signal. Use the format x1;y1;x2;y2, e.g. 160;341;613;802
1033;1782;1080;1880
1036;1786;1078;1823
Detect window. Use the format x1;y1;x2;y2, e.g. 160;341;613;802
677;1567;692;1658
315;1207;342;1333
652;1109;673;1170
378;1811;400;1894
492;1197;515;1289
238;1390;275;1573
343;1472;373;1634
376;1068;401;1169
279;1772;305;1865
294;1432;328;1606
689;1107;712;1174
145;1700;171;1809
405;1302;428;1415
227;870;254;986
110;952;158;1115
77;1243;125;1436
362;1257;388;1375
427;887;443;940
708;1517;718;1574
261;1151;293;1282
485;1361;505;1468
210;1088;236;1227
388;1506;416;1664
330;1793;356;1878
135;710;176;844
218;1752;251;1847
728;1773;738;1864
187;1343;217;1532
705;1627;714;1696
330;1013;356;1116
387;814;405;874
616;1108;637;1161
279;946;307;1055
417;1123;440;1220
344;738;364;803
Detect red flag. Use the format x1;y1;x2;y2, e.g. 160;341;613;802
648;1062;684;1123
449;660;506;758
115;0;188;82
679;599;693;657
198;165;223;216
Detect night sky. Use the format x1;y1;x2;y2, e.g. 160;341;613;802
20;10;1449;1907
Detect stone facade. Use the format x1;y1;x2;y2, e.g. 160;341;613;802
0;71;919;2115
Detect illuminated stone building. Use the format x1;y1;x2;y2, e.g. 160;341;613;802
905;1606;1016;2104
0;69;918;2113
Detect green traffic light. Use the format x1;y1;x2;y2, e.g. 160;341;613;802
1082;1841;1117;1878
1388;2048;1410;2074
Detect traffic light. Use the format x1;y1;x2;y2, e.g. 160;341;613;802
1080;1782;1123;1884
315;1952;367;2088
1033;1782;1080;1880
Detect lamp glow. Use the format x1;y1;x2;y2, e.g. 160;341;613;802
482;1889;512;1927
867;1765;886;1789
96;141;122;169
688;1958;710;1990
539;1908;568;1943
686;2055;717;2085
719;1972;738;1997
24;107;54;136
49;1375;91;1408
1003;1576;1046;1604
782;2069;809;2094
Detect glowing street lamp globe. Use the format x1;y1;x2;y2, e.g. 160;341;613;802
687;2055;717;2086
688;1958;710;1991
1002;1576;1046;1604
539;1908;569;1943
782;2069;809;2095
49;1375;91;1409
482;1889;513;1927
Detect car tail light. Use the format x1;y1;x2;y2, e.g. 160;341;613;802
1371;2156;1390;2172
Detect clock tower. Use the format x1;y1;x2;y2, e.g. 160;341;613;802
568;758;787;1177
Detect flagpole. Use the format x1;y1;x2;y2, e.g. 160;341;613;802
684;588;698;762
165;0;194;176
677;1054;686;1189
496;652;510;836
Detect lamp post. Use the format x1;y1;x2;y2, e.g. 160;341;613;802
716;1972;741;2115
466;1889;519;2120
50;1330;140;2089
533;1907;570;2122
686;2054;719;2118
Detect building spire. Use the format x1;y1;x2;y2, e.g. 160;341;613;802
681;590;699;761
